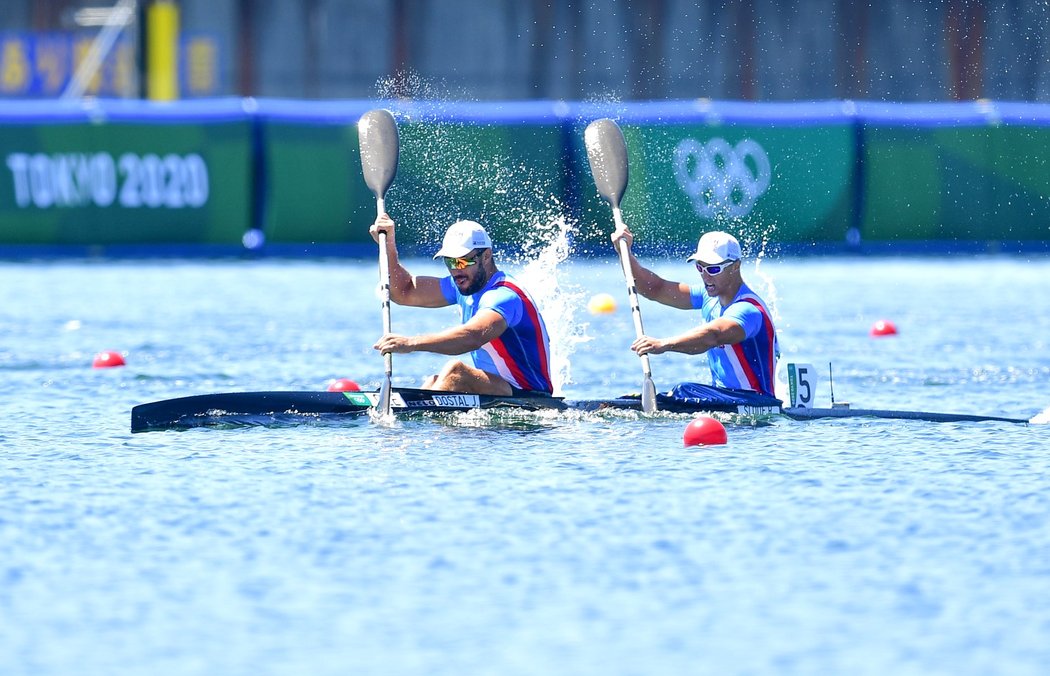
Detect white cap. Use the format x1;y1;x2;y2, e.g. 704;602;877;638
686;231;742;264
433;220;493;258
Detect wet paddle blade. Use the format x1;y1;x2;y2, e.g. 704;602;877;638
376;376;393;418
358;109;400;202
641;374;658;414
584;118;629;207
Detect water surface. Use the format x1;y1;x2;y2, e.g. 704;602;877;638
2;256;1049;676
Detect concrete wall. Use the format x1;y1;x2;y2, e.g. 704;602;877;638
6;0;1050;102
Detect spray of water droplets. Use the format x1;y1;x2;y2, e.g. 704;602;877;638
372;71;590;394
513;211;590;395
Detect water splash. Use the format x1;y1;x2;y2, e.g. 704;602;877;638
369;73;593;395
387;114;566;250
733;216;789;364
375;70;466;103
514;212;590;396
748;225;782;324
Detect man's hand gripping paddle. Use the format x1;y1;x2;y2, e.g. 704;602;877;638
358;109;400;418
584;118;658;414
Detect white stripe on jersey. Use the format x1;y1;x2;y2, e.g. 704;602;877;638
479;343;521;389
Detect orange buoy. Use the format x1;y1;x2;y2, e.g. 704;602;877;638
327;378;361;392
870;319;898;337
587;292;617;315
683;416;727;447
92;350;125;368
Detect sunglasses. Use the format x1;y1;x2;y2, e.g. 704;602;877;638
443;251;482;270
695;260;735;276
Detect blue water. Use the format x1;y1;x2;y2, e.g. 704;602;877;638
2;256;1049;676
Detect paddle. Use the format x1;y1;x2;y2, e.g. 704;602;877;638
584;118;658;413
358;109;400;417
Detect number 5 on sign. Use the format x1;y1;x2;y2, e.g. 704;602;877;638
787;363;816;408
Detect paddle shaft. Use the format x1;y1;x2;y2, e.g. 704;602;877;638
376;197;393;382
358;109;399;417
583;118;657;412
612;206;653;380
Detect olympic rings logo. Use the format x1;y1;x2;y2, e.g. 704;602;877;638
673;138;771;220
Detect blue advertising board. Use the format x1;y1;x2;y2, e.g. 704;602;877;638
0;31;220;99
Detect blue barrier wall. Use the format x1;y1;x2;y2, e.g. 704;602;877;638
2;98;1049;256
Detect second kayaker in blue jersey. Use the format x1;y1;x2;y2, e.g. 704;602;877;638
610;228;779;397
370;214;553;396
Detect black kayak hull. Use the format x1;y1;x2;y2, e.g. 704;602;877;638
131;387;1028;432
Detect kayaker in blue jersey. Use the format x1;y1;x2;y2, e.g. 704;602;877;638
612;227;779;397
370;214;554;396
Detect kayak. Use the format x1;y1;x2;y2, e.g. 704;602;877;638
130;383;1028;433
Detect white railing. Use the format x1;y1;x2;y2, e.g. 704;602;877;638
61;0;139;100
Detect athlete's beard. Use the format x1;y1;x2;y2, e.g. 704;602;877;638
462;266;491;296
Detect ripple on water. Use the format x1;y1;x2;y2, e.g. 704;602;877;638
3;258;1050;675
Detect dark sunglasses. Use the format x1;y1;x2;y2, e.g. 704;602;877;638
695;260;735;276
443;251;482;270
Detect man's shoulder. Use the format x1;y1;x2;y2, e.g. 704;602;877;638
686;282;709;307
486;272;528;297
476;273;519;304
438;274;461;303
731;282;769;305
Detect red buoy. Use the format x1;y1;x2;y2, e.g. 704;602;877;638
870;319;898;337
683;416;727;447
92;350;125;368
327;378;361;392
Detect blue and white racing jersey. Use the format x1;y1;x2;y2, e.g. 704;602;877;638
687;281;779;396
439;271;553;394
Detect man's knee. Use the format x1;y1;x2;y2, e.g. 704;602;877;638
436;361;470;388
424;361;465;390
427;360;511;396
442;361;471;378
